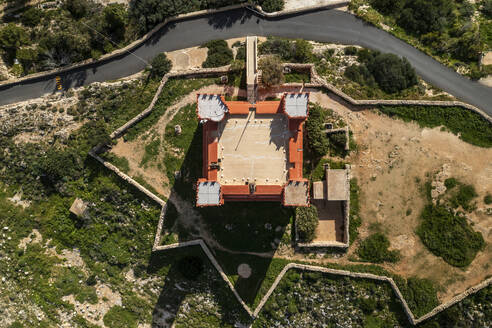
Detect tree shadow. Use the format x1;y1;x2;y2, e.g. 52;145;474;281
206;8;253;30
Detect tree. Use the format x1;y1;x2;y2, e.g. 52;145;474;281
21;7;42;27
103;3;127;40
398;0;454;36
296;206;319;242
370;0;405;15
202;40;233;68
260;0;285;13
259;55;284;87
482;0;492;17
305;104;329;158
16;47;38;72
65;0;92;19
294;39;313;63
367;53;418;93
0;23;29;59
150;53;172;78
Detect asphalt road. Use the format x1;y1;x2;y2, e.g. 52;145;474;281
1;8;491;115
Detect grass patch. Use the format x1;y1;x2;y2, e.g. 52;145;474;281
101;153;130;173
124;78;214;141
140;136;161;167
349;178;362;244
284;72;310;83
356;233;400;263
378;105;492;148
416;204;485;267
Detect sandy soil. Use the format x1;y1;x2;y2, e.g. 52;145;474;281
482;51;492;66
308;91;492;302
284;0;338;11
166;37;246;72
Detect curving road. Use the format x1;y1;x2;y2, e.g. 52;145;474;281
0;8;491;115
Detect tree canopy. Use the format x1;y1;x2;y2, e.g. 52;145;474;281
259;55;284;87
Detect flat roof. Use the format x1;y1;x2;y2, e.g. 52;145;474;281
197;94;228;122
327;169;349;200
284;93;308;118
217;111;290;185
197;181;221;206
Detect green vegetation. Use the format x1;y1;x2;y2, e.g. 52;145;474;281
378;105;492;147
125;77;214;141
349;178;362;244
484;193;492;204
305;103;329;158
259;37;315;63
345;49;418;94
103;305;138;328
101;153;130;173
350;0;490;77
0;0;130;75
399;277;439;317
258;0;285;13
357;233;401;263
444;177;457;189
140;136;161;167
202;40;234;68
150;53;172;79
416;204;484;267
295;206;319;242
284;72;310;83
255;269;410;327
259;55;284;86
449;183;478;212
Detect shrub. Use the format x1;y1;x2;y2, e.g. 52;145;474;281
401;277;439;317
21;7;42;27
259;55;284;86
296;206;319;242
356;233;400;263
305;104;329;158
344;46;358;55
450;184;477;212
103;305;138;328
0;23;29;59
366;53;418;94
482;0;492;17
444;177;457;189
150;53;172;79
294;39;314;63
416;204;484;267
202;40;233;68
260;0;285;12
378;105;492;148
258;37;295;61
177;256;204;280
484;194;492;205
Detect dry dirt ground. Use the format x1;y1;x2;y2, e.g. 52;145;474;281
307;91;492;303
166;38;246;71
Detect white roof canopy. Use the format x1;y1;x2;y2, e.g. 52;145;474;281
197;94;228;122
284;93;308;118
197;181;221;206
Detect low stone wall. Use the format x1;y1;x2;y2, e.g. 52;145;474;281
110;65;231;139
0;1;349;88
89;150;165;207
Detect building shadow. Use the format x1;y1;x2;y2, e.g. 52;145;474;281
148;246;252;327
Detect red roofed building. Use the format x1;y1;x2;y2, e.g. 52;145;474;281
196;93;310;207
